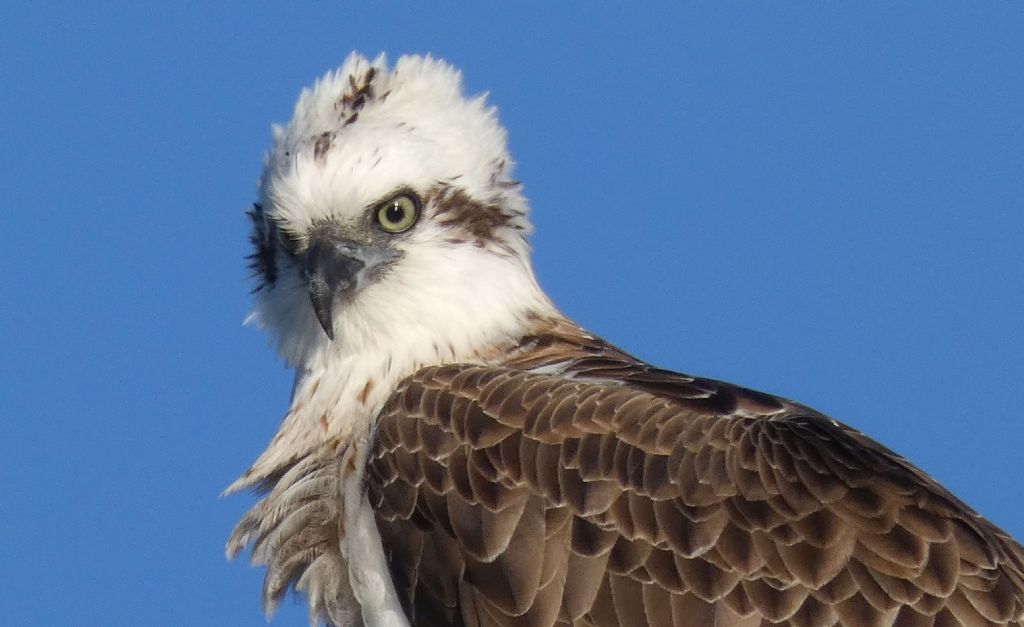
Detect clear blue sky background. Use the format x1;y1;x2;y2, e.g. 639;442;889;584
2;3;1022;625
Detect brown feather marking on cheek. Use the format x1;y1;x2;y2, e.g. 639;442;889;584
430;186;516;248
319;413;329;434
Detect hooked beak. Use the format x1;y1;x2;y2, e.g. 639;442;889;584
301;231;367;341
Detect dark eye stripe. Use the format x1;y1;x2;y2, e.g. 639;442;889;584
246;203;278;289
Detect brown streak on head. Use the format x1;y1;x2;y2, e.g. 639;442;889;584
431;186;515;248
313;131;335;162
336;66;377;126
318;413;329;433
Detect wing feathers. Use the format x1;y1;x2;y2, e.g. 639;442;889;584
367;351;1024;626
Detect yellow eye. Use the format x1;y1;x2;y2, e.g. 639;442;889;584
376;194;420;233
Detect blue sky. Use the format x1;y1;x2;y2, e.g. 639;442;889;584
2;3;1022;625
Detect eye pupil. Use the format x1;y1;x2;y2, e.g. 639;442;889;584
385;202;405;224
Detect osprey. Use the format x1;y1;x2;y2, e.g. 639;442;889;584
227;53;1024;627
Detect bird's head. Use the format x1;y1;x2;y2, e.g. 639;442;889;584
247;54;555;368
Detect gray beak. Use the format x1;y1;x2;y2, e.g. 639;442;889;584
302;232;367;341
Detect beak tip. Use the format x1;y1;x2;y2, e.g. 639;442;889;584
309;290;336;341
314;308;336;341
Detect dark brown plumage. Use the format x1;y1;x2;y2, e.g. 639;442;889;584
366;319;1024;626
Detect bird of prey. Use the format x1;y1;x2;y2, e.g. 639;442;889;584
226;53;1024;627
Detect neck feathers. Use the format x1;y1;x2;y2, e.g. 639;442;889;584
229;284;561;493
